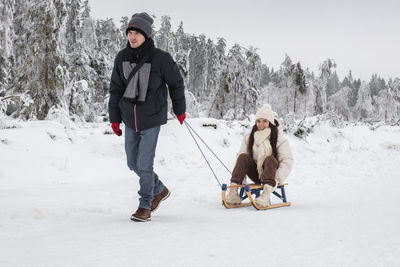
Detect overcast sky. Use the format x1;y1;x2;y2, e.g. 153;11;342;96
88;0;400;82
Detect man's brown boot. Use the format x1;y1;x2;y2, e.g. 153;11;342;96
130;207;151;222
151;186;170;212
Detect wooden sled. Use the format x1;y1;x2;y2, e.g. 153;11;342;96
222;183;291;210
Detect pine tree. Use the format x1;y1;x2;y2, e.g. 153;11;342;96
64;0;95;121
316;59;336;114
281;54;295;86
187;34;208;101
0;0;15;58
155;15;173;52
327;86;352;120
342;71;362;108
260;64;271;87
269;55;308;115
341;70;354;89
209;43;245;119
216;38;227;57
0;54;6;94
205;38;220;105
65;0;82;53
91;18;120;108
267;54;295;115
326;71;340;97
12;0;67;119
208;38;228;118
293;62;306;113
173;21;190;80
243;46;261;116
0;0;16;98
386;78;400;121
354;82;373;120
81;0;97;50
369;74;386;97
226;44;245;119
0;54;7;98
119;16;129;32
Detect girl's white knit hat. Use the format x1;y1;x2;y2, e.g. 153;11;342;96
255;104;275;125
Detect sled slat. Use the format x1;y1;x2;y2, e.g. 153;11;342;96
227;183;288;189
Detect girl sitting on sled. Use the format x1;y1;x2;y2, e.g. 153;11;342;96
226;104;294;208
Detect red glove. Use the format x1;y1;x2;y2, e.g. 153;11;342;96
177;113;186;124
111;122;122;136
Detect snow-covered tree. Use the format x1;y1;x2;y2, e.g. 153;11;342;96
81;0;97;50
225;44;245;119
316;59;336;114
154;15;173;52
292;62;307;113
205;38;221;105
369;73;386;97
326;71;340;97
242;46;261;116
0;0;15;97
265;55;309;116
186;34;208;102
172;21;190;82
65;0;82;53
375;78;400;122
354;82;373;120
260;64;271;87
209;44;246;119
327;86;353;120
216;38;226;57
208;38;228;118
341;70;354;89
0;0;15;58
11;0;67;119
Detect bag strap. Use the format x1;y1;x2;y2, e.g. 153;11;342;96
125;49;154;85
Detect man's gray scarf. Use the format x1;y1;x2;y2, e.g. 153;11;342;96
122;61;151;102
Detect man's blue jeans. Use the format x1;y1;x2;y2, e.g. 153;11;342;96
125;125;164;210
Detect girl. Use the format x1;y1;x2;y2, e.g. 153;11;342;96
226;104;294;207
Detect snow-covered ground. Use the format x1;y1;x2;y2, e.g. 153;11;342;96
1;115;400;267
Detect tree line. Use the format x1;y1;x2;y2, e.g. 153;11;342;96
1;0;399;123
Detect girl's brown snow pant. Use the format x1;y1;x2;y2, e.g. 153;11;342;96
230;153;278;187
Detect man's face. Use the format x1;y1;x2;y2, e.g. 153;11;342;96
127;30;145;48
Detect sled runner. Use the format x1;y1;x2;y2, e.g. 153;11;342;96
221;183;291;210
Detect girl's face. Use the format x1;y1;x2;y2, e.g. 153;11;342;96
256;118;270;131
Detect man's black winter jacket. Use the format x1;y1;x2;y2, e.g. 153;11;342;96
108;39;185;131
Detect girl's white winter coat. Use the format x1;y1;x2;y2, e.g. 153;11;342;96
238;129;294;184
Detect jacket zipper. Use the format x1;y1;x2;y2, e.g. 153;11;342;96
134;104;139;132
133;54;140;132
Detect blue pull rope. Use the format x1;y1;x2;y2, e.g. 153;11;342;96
184;120;221;187
183;120;241;185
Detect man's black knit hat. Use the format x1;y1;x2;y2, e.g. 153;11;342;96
126;12;153;38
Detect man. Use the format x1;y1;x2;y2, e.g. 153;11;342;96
108;12;186;222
